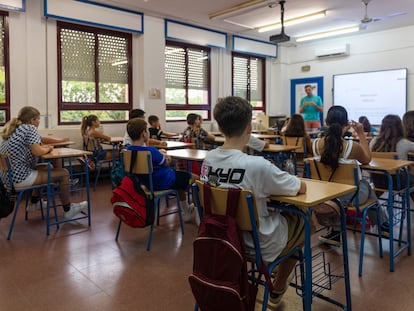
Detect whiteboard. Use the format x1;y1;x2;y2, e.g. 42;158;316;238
333;68;407;125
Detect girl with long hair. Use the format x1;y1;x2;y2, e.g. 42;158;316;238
0;106;87;218
312;105;383;245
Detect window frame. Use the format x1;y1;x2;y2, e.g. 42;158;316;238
165;40;211;122
0;11;10;126
57;21;133;125
231;52;266;114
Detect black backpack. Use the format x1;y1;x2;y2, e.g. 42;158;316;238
0;182;14;219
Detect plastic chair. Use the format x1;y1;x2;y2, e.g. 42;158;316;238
83;136;112;191
304;158;381;276
115;149;184;251
192;180;305;311
0;153;57;240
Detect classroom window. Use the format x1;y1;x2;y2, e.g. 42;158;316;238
57;22;132;124
232;52;265;114
165;41;211;121
0;12;10;126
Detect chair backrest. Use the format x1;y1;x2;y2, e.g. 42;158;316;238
304;157;358;186
282;135;305;154
194;180;259;231
0;154;14;188
122;149;152;174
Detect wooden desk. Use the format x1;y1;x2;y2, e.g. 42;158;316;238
156;141;195;150
269;178;356;207
360;157;412;272
269;179;355;311
43;141;75;148
262;144;300;153
41;148;92;235
166;149;208;162
251;129;269;134
251;133;280;140
108;137;124;144
41;148;92;159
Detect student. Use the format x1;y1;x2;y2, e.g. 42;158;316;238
200;96;309;305
370;114;414;200
0;106;87;219
312;106;384;245
358;116;377;137
283;114;312;154
402;110;414;142
182;113;216;149
183;113;270;152
147;115;177;140
80;114;112;161
125;118;194;222
123;109;167;147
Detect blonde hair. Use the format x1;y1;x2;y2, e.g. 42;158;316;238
1;106;40;139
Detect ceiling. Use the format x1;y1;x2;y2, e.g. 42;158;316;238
92;0;414;44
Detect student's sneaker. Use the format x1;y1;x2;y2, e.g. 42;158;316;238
64;201;88;219
269;270;295;305
182;203;194;223
318;230;341;247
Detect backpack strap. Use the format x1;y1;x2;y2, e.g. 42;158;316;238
202;183;241;218
129;149;138;173
225;188;241;218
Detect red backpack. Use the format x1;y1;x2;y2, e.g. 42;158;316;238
188;184;257;311
111;150;154;228
111;175;154;227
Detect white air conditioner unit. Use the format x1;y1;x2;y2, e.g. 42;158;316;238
314;44;350;59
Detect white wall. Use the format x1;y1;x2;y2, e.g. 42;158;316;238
277;25;414;118
3;0;414;140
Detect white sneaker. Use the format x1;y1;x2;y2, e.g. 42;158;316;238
64;201;88;219
182;203;194;223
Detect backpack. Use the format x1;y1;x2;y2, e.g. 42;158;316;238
111;150;154;227
0;182;14;219
188;183;257;311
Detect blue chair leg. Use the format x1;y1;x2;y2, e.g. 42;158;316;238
7;194;24;240
176;196;184;235
115;220;122;241
94;163;102;191
147;200;159;251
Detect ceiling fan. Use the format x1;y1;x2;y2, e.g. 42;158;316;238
269;1;290;43
360;0;406;29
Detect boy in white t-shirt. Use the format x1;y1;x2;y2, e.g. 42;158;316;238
200;96;310;305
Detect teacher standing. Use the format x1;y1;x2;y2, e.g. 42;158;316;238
299;84;323;129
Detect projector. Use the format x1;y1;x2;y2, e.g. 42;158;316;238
270;33;290;44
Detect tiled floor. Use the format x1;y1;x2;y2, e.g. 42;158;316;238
1;178;414;311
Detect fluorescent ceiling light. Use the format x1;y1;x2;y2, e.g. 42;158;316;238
258;10;326;33
111;60;127;66
296;25;360;42
209;0;268;19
